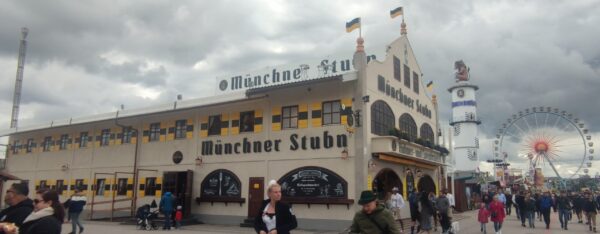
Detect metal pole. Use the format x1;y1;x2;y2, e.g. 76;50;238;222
10;28;28;129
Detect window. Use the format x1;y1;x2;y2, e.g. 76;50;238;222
59;134;69;150
56;180;64;195
240;111;255;132
404;64;410;88
371;101;395;136
208;115;221;136
79;132;89;148
399;113;417;142
413;72;419;94
39;180;48;190
145;177;157;196
149;123;161;141
420;123;434;145
12;140;19;154
26;139;34;153
116;178;128;196
95;179;106;196
43;137;52;152
393;56;401;81
175;120;187;139
282;106;298;129
122;127;132;144
101;129;110;146
322;100;341;125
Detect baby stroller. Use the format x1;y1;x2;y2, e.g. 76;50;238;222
136;204;159;230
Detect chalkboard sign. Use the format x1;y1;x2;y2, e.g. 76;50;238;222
278;166;347;198
201;169;242;197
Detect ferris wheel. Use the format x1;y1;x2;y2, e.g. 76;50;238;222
494;107;594;182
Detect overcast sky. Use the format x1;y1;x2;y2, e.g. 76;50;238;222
0;0;598;176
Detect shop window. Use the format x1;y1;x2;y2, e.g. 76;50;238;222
101;129;110;146
149;123;161;141
371;101;395;136
404;64;411;88
282;106;298;129
240;111;255;132
43;137;52;152
59;134;69;150
322;100;341;125
79;132;89;148
95;179;106;196
200;169;242;198
120;127;131;144
145;177;157;196
420;123;434;145
393;56;401;81
413;72;419;94
399;113;417;142
175;120;187;139
26;138;34;153
208;115;221;136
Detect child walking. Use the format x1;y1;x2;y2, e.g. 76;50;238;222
478;202;491;234
175;206;183;229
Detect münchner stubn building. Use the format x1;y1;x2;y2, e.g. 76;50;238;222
0;22;447;230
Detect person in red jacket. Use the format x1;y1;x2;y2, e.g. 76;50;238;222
478;202;490;234
489;195;506;234
174;206;182;230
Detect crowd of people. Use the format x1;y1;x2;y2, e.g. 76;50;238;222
349;188;455;234
475;188;600;233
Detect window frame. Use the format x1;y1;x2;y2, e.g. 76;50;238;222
322;100;341;125
122;127;132;144
43;137;52;152
26;138;34;153
100;129;111;146
371;101;395;136
175;119;187;139
59;134;69;150
413;72;419;94
95;178;106;196
282;105;299;129
404;64;411;88
12;140;19;154
393;56;401;81
144;177;157;196
399;113;418;142
239;111;255;133
149;123;161;142
207;115;222;136
79;132;89;148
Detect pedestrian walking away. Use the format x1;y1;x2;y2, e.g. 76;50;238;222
174;206;183;229
64;188;87;234
254;180;297;234
583;191;599;232
556;190;572;230
408;190;421;234
539;191;553;229
489;195;506;234
159;192;175;230
435;190;451;234
478;202;490;234
418;191;434;234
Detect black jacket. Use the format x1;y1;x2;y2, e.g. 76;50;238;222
254;199;297;234
19;215;62;234
0;199;34;227
556;196;571;210
583;199;600;213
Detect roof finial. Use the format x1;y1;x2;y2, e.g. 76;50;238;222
432;95;437;105
356;37;364;52
401;19;407;36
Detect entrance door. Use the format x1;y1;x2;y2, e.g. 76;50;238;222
162;171;193;218
248;177;264;218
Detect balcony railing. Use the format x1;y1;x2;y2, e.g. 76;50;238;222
371;136;446;164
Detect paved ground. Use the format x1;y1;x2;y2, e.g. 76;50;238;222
63;210;595;234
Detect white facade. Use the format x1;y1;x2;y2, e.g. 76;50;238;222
449;82;480;171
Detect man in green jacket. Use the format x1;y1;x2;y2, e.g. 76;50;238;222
351;190;402;234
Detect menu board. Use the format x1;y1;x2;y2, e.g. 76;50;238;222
201;169;241;197
279;167;347;198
